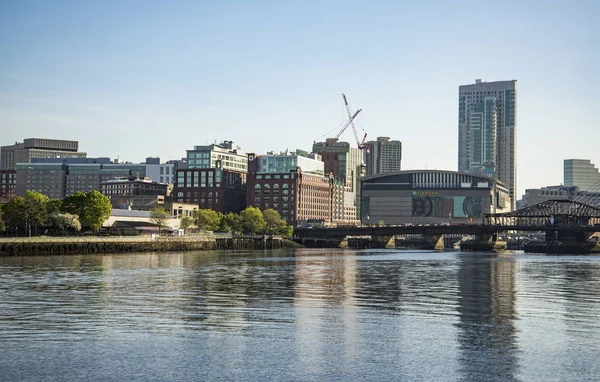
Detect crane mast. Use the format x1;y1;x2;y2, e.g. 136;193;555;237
342;94;368;149
335;109;362;139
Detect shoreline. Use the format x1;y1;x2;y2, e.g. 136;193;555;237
0;236;301;256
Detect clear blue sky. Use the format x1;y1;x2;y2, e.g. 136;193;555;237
1;0;598;197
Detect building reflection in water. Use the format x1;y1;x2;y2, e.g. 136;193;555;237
455;253;519;381
293;249;358;376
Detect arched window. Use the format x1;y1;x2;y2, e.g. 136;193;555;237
255;184;261;189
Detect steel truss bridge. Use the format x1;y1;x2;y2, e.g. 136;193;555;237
294;200;600;249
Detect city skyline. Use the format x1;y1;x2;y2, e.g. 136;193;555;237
1;0;599;198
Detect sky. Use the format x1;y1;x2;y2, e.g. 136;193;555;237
1;0;599;198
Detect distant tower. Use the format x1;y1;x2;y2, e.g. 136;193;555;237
564;159;600;192
458;79;517;209
364;137;402;176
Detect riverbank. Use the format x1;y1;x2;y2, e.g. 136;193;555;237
0;235;302;256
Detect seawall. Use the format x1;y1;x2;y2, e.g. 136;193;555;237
0;235;292;256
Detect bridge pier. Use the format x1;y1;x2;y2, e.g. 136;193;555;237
370;235;396;249
426;234;445;250
461;232;506;252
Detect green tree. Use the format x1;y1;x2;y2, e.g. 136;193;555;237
1;192;50;236
0;205;5;232
61;192;87;217
47;198;63;215
63;191;112;231
219;212;242;234
194;209;221;231
49;212;81;235
2;196;25;232
23;191;50;236
262;208;292;236
150;207;171;234
179;215;194;234
240;206;266;235
83;191;112;231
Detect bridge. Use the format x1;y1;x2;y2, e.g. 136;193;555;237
293;200;600;253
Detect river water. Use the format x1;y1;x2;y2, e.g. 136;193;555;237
1;249;599;381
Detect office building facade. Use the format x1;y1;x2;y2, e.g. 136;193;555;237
0;169;17;202
312;138;362;222
246;151;333;225
458;79;517;209
173;168;247;213
364;136;402;176
186;140;248;173
15;160;147;199
1;138;86;170
564;159;600;192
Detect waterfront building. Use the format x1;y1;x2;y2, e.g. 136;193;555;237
361;170;510;225
1;138;86;170
173;141;249;213
186;140;248;172
100;177;170;210
564;159;600;192
364;136;402;176
0;169;17;202
173;167;246;213
312;138;362;222
246;151;334;225
458;79;517;210
15;159;147;199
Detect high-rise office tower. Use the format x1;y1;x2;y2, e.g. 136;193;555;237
458;79;517;209
364;136;402;176
564;159;600;192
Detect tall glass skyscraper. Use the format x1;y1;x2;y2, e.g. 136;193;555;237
458;79;517;209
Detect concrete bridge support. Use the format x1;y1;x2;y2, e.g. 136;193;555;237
370;235;396;249
426;234;445;250
461;232;506;252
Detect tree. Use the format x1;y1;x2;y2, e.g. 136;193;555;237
46;198;63;215
62;192;87;218
194;209;221;231
82;191;112;231
262;208;292;237
0;192;50;236
150;207;170;234
219;212;242;234
2;196;25;232
240;206;266;235
0;205;5;232
49;212;81;235
179;215;194;234
63;191;112;231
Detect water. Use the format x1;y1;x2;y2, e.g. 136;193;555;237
1;249;600;381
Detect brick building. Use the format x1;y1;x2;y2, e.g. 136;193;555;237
246;151;334;226
173;167;247;213
0;169;16;202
